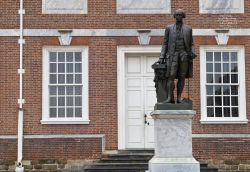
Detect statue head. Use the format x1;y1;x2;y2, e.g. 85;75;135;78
174;9;186;23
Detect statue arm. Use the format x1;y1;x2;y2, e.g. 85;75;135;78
159;27;170;62
190;29;197;59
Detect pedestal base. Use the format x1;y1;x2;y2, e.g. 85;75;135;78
149;157;200;172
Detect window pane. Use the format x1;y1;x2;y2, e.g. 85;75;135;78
75;97;82;106
231;74;238;83
50;108;57;118
66;86;74;95
58;86;65;95
223;96;230;106
67;63;73;73
231;52;237;61
50;74;57;84
50;63;57;73
215;74;222;83
215;86;222;95
231;63;238;72
66;97;73;106
206;52;213;61
58;64;65;73
214;63;221;72
58;74;65;84
206;74;213;83
75;63;82;73
223;74;230;83
75;108;82;117
75;86;82;95
214;52;221;61
223;63;229;72
206;86;213;95
222;52;229;61
50;87;57;95
67;108;74;117
207;107;214;117
215;107;222;117
231;86;238;95
232;108;239;117
207;96;214;106
215;96;222;106
66;74;73;84
223;86;230;95
206;63;213;72
49;52;57;62
66;52;73;62
75;74;82;83
58;97;65;106
50;97;57;106
231;96;238;106
58;52;65;62
58;108;65;118
75;52;82;62
224;108;230;117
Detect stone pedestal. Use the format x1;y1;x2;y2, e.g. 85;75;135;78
149;110;199;172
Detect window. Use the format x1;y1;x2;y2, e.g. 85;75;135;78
116;0;171;14
42;46;89;124
200;46;247;124
42;0;88;14
199;0;244;14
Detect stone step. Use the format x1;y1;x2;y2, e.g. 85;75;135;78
84;166;147;172
200;166;219;172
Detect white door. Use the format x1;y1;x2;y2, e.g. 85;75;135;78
125;54;158;149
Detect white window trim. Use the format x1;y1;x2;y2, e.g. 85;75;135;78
41;46;89;125
42;0;88;14
200;46;248;124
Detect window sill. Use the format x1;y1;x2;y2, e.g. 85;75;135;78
40;120;90;125
200;120;248;124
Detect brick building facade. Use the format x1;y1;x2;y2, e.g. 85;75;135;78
1;0;250;171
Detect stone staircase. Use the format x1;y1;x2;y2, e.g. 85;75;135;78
84;150;218;172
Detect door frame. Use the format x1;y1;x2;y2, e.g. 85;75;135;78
117;46;161;150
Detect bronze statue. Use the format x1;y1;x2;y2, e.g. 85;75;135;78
153;9;196;105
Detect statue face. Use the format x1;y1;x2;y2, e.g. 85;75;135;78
175;12;184;23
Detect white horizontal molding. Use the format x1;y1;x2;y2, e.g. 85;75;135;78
1;29;250;37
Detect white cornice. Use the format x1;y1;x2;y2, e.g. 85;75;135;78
1;29;250;37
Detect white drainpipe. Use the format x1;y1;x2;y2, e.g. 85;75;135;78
16;0;25;171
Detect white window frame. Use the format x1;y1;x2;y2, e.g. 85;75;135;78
200;46;248;124
42;0;88;14
41;46;89;124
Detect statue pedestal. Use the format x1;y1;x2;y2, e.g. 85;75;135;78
149;110;199;172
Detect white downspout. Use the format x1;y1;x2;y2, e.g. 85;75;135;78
16;0;25;171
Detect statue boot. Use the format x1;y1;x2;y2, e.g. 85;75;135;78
164;79;175;103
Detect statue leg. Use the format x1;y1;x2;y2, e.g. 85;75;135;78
177;59;188;103
165;77;175;103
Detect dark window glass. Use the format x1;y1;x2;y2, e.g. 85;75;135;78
223;52;229;61
231;74;238;83
231;63;238;72
206;52;213;61
207;96;214;106
214;52;221;61
66;52;73;62
215;74;222;83
58;52;65;62
75;108;82;117
207;107;214;117
215;63;221;72
50;108;57;118
232;108;239;117
50;63;57;73
58;108;65;118
223;96;230;106
223;63;229;72
215;107;222;117
231;86;238;95
67;108;74;117
231;96;238;106
223;86;230;95
50;87;57;95
207;86;213;95
231;52;237;61
207;74;213;83
49;52;57;62
223;108;230;117
50;74;57;84
206;63;213;72
215;86;222;95
223;74;230;83
215;96;222;106
75;52;82;62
